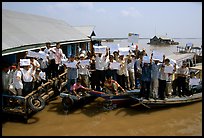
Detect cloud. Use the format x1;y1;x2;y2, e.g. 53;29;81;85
121;7;142;18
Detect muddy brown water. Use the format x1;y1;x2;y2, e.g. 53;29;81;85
2;96;202;136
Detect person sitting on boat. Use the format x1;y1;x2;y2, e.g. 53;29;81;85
188;71;202;95
70;78;92;99
103;75;126;95
176;61;189;97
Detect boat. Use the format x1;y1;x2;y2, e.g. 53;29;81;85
130;65;202;109
147;35;179;45
176;43;202;64
2;71;68;123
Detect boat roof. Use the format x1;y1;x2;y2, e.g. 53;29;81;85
166;53;195;66
189;65;202;70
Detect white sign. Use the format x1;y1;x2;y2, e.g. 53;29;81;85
110;62;121;70
65;62;77;68
108;44;119;54
79;59;90;66
128;33;139;43
164;65;174;73
143;56;150;63
27;50;39;58
39;51;48;60
152;50;163;62
20;59;30;66
118;47;130;56
93;46;107;54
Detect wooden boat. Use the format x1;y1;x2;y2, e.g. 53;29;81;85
130;92;202;109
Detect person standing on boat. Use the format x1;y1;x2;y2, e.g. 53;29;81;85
95;48;109;91
150;53;162;99
53;42;64;78
65;55;79;92
140;56;152;100
78;53;90;88
106;54;118;81
176;61;189;97
134;52;143;89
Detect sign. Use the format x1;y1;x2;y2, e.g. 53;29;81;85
118;47;130;56
110;62;121;70
93;45;107;54
108;44;119;54
20;59;30;66
64;61;77;68
128;33;139;43
152;50;164;62
79;59;90;66
27;50;39;58
143;56;150;63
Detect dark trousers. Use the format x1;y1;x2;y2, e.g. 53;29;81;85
177;77;187;96
158;79;166;99
95;70;105;91
90;70;97;90
106;69;117;81
47;59;55;79
140;81;151;99
23;82;34;96
117;74;129;90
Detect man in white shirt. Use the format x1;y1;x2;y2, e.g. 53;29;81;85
95;49;108;91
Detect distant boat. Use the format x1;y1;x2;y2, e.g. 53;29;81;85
147;35;179;45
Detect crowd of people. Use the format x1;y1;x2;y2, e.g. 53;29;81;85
2;42;201;100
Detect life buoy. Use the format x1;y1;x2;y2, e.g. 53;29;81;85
27;96;46;112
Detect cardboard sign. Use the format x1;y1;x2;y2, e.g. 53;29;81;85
143;56;150;63
108;44;119;54
152;50;163;62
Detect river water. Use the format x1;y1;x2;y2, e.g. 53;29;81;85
2;38;202;136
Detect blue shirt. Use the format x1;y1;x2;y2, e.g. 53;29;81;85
151;62;162;79
141;64;151;82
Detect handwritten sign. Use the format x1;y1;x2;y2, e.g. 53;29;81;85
64;61;77;68
79;59;90;66
108;44;119;54
93;45;107;54
20;59;30;66
27;50;39;58
110;62;121;70
118;47;130;56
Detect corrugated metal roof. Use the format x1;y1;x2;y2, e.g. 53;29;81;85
2;9;90;55
74;26;96;37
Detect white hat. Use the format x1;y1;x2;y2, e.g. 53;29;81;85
79;53;85;58
20;59;30;66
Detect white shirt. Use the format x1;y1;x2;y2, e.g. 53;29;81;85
21;68;34;82
13;70;23;89
95;54;107;70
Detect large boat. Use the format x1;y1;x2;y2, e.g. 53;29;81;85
147;35;179;45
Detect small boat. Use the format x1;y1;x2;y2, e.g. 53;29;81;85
130;92;202;109
88;89;140;110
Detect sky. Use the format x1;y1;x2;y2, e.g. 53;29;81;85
2;2;202;38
